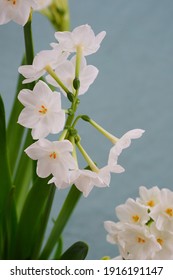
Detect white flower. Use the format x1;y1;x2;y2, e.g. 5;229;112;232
119;224;161;260
137;186;161;208
46;55;98;96
25;139;76;181
32;0;51;10
0;0;35;26
149;223;173;259
51;166;111;197
52;24;106;56
108;129;145;172
18;49;68;84
18;80;65;139
150;188;173;232
115;198;149;226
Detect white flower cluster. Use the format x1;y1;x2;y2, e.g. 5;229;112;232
17;24;144;197
0;0;51;26
104;186;173;259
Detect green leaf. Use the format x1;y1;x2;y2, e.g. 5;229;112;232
3;187;17;259
7;57;26;175
53;237;63;260
39;185;81;259
60;241;88;260
15;177;55;259
0;95;13;258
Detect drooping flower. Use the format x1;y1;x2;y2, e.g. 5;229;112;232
25;138;76;183
0;0;35;26
18;49;68;84
18;80;65;139
52;24;106;56
50;166;111;197
108;129;145;172
46;55;99;96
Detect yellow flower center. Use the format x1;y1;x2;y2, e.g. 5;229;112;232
38;105;48;115
147;200;155;207
137;236;146;244
132;215;140;223
49;152;57;159
165;208;173;217
157;238;164;246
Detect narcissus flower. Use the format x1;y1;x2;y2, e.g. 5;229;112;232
0;0;35;26
52;24;106;56
25;138;76;180
46;55;99;96
150;188;173;232
18;80;65;139
116;198;149;226
18;49;68;84
108;129;145;172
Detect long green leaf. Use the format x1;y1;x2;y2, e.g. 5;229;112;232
15;176;54;259
0;95;13;258
7;57;26;175
39;185;81;259
3;187;17;259
60;241;88;260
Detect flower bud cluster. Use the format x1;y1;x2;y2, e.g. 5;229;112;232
104;186;173;259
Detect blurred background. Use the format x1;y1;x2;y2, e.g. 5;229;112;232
1;0;173;259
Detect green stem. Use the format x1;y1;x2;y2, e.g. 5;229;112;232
89;119;118;144
45;65;71;95
39;185;81;259
76;141;99;173
75;46;83;79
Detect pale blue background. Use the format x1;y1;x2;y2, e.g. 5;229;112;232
1;0;173;259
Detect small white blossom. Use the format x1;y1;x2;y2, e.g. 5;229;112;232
25;139;76;181
46;55;98;96
18;80;65;139
118;224;161;260
137;186;161;208
18;49;68;84
115;198;149;226
52;24;106;56
150;188;173;232
0;0;35;26
149;223;173;259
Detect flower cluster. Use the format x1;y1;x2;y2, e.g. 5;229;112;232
0;0;51;26
104;186;173;259
18;24;144;197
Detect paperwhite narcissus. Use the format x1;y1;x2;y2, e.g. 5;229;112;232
46;55;99;96
150;188;173;232
0;0;34;26
25;138;76;180
115;198;149;226
0;0;51;26
18;49;68;84
104;186;173;259
18;80;65;139
52;24;106;56
108;129;145;172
